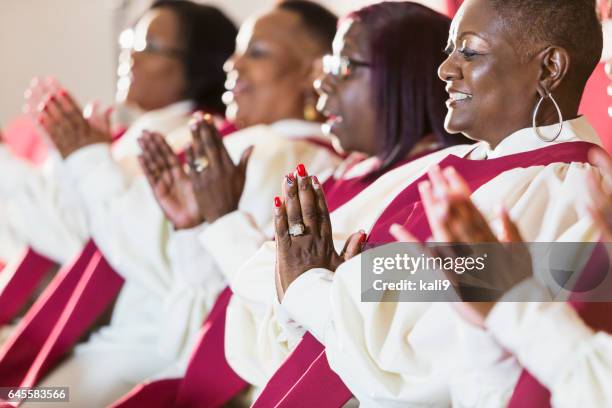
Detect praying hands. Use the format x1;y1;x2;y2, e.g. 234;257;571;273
36;87;112;158
138;112;254;229
273;164;366;300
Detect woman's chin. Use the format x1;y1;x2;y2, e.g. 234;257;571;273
444;115;471;135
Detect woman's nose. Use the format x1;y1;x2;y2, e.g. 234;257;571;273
437;53;461;82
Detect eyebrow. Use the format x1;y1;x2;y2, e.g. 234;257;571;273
458;31;492;45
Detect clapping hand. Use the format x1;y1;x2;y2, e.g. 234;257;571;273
390;165;529;326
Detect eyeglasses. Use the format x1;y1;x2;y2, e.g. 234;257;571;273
322;55;372;80
118;28;185;58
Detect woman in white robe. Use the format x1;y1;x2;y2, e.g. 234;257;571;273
0;2;236;266
221;1;466;393
25;2;342;407
227;0;607;406
0;2;237;356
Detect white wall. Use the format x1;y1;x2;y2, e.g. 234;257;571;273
0;0;447;125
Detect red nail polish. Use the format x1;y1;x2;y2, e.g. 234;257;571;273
358;233;367;244
274;196;281;208
311;175;319;186
296;163;307;177
58;88;67;97
286;173;295;185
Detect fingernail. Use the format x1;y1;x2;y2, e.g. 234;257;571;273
193;111;205;121
189;118;200;131
418;180;431;193
37;116;45;125
286;174;295;186
358;231;367;244
203;113;214;124
311;175;320;189
58;88;67;97
296;163;307;178
274;196;282;208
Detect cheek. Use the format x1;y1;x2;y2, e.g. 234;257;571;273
469;61;533;118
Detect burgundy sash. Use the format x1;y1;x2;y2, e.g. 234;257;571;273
508;241;612;407
110;288;247;408
255;141;596;408
0;249;55;326
109;151;381;407
368;142;596;244
22;249;123;387
0;241;97;386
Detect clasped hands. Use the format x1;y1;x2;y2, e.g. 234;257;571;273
272;163;532;324
24;78;112;158
137;112;253;229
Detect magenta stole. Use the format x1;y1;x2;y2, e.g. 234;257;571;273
108;135;342;408
252;141;597;408
0;123;240;393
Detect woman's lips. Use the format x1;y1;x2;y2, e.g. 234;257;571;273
445;87;473;108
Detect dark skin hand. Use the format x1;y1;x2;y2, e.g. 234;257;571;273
138;112;253;229
273;163;366;300
138;131;202;230
37;89;112;159
390;165;528;326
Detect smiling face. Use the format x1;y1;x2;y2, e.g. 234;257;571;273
315;18;377;156
223;9;321;128
437;0;544;146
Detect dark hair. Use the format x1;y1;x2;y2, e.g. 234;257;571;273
151;0;237;113
277;0;338;53
490;0;603;89
348;2;464;173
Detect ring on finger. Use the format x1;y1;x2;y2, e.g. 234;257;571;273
190;156;209;173
288;223;306;237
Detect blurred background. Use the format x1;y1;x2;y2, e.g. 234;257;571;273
0;0;447;125
1;0;609;149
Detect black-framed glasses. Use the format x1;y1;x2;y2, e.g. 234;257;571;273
322;55;372;80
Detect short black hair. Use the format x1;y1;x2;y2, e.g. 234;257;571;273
349;2;467;174
151;0;238;113
490;0;603;87
277;0;338;53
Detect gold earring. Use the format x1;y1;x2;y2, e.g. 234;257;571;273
303;94;318;121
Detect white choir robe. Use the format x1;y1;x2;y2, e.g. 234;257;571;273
225;117;605;407
0;101;194;353
0;101;194;265
448;284;612;408
29;119;340;408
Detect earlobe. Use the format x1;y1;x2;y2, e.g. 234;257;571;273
537;46;570;95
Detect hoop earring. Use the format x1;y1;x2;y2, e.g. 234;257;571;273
532;92;564;142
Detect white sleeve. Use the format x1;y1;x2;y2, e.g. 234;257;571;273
65;143;172;295
198;211;269;282
0;145;88;263
486;302;612;408
448;161;608;407
285;254;457;407
158;225;227;360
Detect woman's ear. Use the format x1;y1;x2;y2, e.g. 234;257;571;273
536;46;571;97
